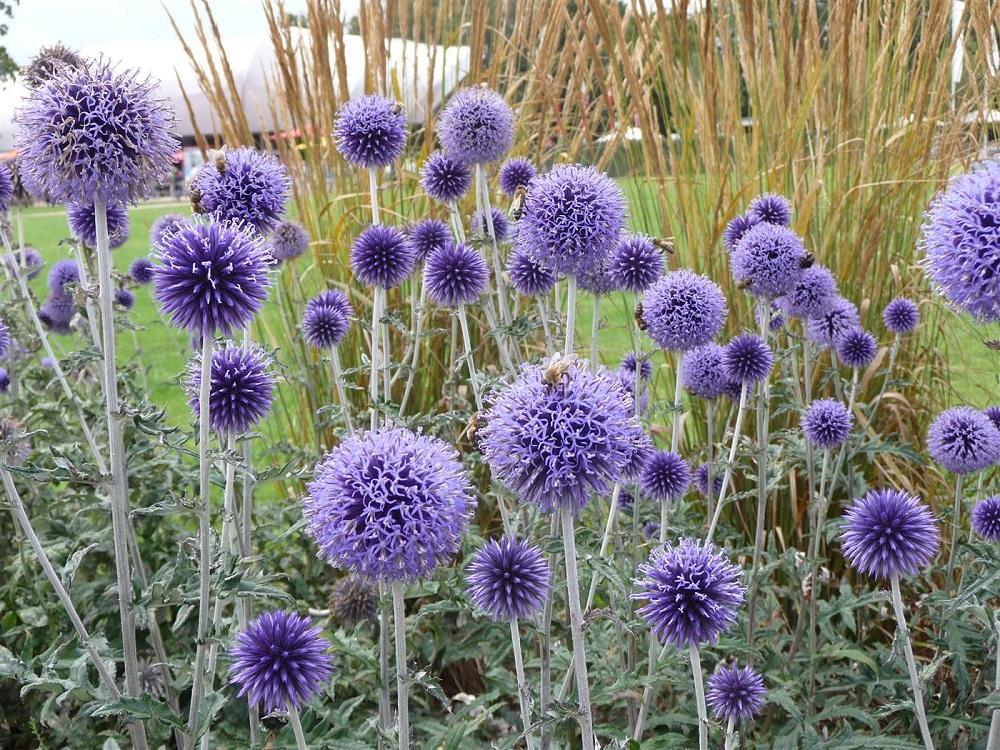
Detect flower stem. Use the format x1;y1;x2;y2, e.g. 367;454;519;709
288;705;309;750
747;299;772;657
392;581;410;750
706;383;749;542
632;642;668;741
378;584;392;749
330;346;354;432
538;513;558;750
370;287;383;430
368;168;381;226
456;304;483;411
725;717;736;750
564;276;578;354
987;616;1000;750
561;507;595;750
706;401;716;523
510;618;537;750
946;473;963;591
538;298;554;356
397;280;427;418
590;295;600;370
662;364;684;544
477;164;512;330
889;576;935;750
689;643;708;750
807;448;831;699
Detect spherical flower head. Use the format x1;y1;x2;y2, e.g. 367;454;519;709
621;352;653;381
921;160;1000;321
807;297;860;347
883;297;920;335
723;212;760;252
4;247;44;280
641;270;727;351
614;369;650;417
0;368;8;393
188;344;276;435
682;343;729;399
841;488;939;579
333;94;407;169
802;398;853;449
41;356;55;369
14;60;177;204
731;222;806;298
507;245;557;297
610;233;664;293
0;163;13;212
748;193;792;226
149;213;187;247
695;463;723;498
0;320;10;360
707;664;767;724
438;86;513;164
270;220;310;262
67;201;129;248
303;289;353;349
639;450;691;503
466;536;551;621
329;577;376;629
643;521;660;540
48;259;80;294
723;333;773;384
129;257;155;285
835;328;877;369
350;224;415;289
21;43;87;89
305;427;474;580
473;206;509;243
927;406;1000;474
985;406;1000;432
408;219;450;265
972;496;1000;542
113;288;134;310
576;251;618;296
0;417;31;467
154;220;273;336
39;294;75;334
779;265;838;320
229;610;333;713
633;538;744;648
499;157;536;195
480;358;643;513
195;147;290;234
519;164;627;276
420;151;472;204
424;242;489;307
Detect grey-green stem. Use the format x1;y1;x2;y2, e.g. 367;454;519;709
564;276;578;354
945;473;963;590
288;705;309;750
561;508;595;750
889;576;935;750
690;643;709;750
392;581;410;750
330;346;354;432
706;383;750;541
510;618;537;750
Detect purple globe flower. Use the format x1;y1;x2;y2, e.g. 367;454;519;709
466;536;551;621
633;538;744;648
621;352;653;381
438;87;513;164
408;219;451;265
519;164;627;276
473;207;509;243
195;147;290;234
480;358;644;513
113;288;134;310
67;201;129;249
841;488;939;579
507;245;557;297
972;496;1000;542
984;406;1000;432
48;259;80;294
41;357;55;369
639;450;691;502
0;163;13;212
330;577;376;629
229;610;333;713
779;265;837;320
641;270;727;351
14;61;176;204
39;294;75;334
835;328;877;369
927;406;1000;475
619;488;635;512
706;664;767;724
21;43;87;89
270;220;310;262
883;297;920;335
722;378;746;402
682;343;729;400
424;242;489;307
304;427;475;580
303;289;353;349
695;463;723;498
149;213;187;247
801;398;853;449
921;160;1000;322
0;321;9;360
350;224;415;289
3;247;44;279
188;344;275;435
610;234;664;293
129;257;155;285
723;333;773;384
748;193;792;226
576;251;618;296
643;521;661;540
0;368;8;393
333;95;407;169
613;369;650;417
420;151;472;205
499;157;536;195
723;213;760;252
731;222;806;298
807;297;860;347
154;221;273;336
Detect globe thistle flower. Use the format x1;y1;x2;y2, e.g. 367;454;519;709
3;247;44;279
747;193;792;226
350;224;415;289
424;242;489;307
518;163;627;276
39;294;75;334
835;328;877;369
149;213;187;247
137;658;168;701
633;538;744;648
195;147;290;234
614;368;651;417
129;257;155;285
706;664;767;724
154;221;273;336
921;160;1000;322
41;356;55;369
473;207;509;242
984;406;1000;432
0;320;10;360
621;352;653;381
420;151;472;205
270;220;310;262
641;270;727;351
883;297;920;335
927;406;1000;475
807;297;860;347
972;496;1000;542
639;450;691;503
329;577;377;629
723;213;760;252
0;163;13;212
480;358;643;513
499;157;536;195
731;222;806;298
0;368;8;393
779;265;837;320
723;333;773;384
695;463;723;498
466;536;551;621
643;521;661;541
113;288;135;310
407;219;451;265
0;417;31;467
67;201;129;248
681;343;729;400
333;94;407;169
841;488;939;579
229;610;333;713
20;43;87;89
801;398;853;449
14;60;177;205
437;87;514;164
303;290;353;349
576;252;618;296
609;234;664;293
48;259;80;295
507;246;557;297
188;344;276;435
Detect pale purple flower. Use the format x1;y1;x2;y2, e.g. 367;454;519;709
507;246;557;297
424;242;489;306
639;450;691;502
270;220;310;262
807;297;860;347
927;406;1000;475
841;488;939;579
641;270;727;351
334;95;407;169
195;147;290;234
609;234;664;293
499;157;536;195
187;344;276;435
731;222;806;298
972;496;1000;542
129;257;155;285
350;225;415;289
67;201;129;248
681;343;729;400
835;328;877;369
748;193;792;226
723;333;773;384
801;398;852;449
882;297;920;334
408;219;451;264
779;265;837;320
303;290;353;349
723;213;760;252
438;87;513;164
420;151;472;204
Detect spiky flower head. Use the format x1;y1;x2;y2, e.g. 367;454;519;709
3;247;44;280
0;418;31;467
0;320;10;360
807;297;860;347
228;610;333;713
633;539;744;648
329;577;377;629
681;343;729;400
519;164;627;276
14;60;177;205
723;333;773;384
801;398;852;449
972;496;1000;542
507;245;557;297
39;294;75;334
438;86;514;164
576;251;618;296
270;220;310;262
621;352;653;381
48;259;80;294
748;193;792;226
420;151;472;204
466;536;551;621
499;157;536;195
149;213;187;247
473;206;509;243
350;224;415;289
0;368;8;393
707;664;767;724
305;427;474;581
613;368;650;417
883;297;920;335
129;257;155;285
303;289;353;349
21;43;87;88
723;213;760;252
779;265;837;320
921;160;1000;321
0;163;13;212
424;242;489;307
695;463;723;498
639;450;691;503
67;201;129;248
610;234;664;293
641;270;727;351
927;406;1000;475
985;406;1000;432
113;288;134;310
195;147;289;234
188;344;275;435
841;488;939;579
835;328;877;369
408;219;451;265
333;94;407;169
731;222;806;298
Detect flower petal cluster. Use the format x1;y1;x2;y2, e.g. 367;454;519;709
835;328;877;369
424;242;489;307
747;193;792;226
801;398;852;449
408;219;451;265
334;95;407;169
129;257;155;285
779;265;837;320
187;344;276;434
303;289;353;349
681;343;730;399
270;220;310;262
882;297;920;334
350;225;415;289
972;496;1000;542
329;577;377;628
707;664;767;724
438;87;514;164
195;147;290;234
466;536;551;621
499;157;536;195
609;234;663;293
731;222;805;298
420;151;472;204
507;245;557;297
841;488;939;579
807;297;860;347
639;450;691;502
641;270;727;351
927;406;1000;474
149;213;187;247
67;201;129;248
722;333;773;384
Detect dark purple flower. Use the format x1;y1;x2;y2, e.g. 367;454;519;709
927;406;1000;475
196;147;289;234
466;536;551;621
438;87;513;164
499;157;536;195
420;151;472;205
835;328;877;369
39;294;75;334
350;224;415;289
48;259;80;294
619;488;635;512
639;450;691;502
0;320;10;360
723;333;773;384
473;207;509;243
270;220;310;262
576;251;618;296
984;406;1000;432
643;521;660;540
723;213;760;252
0;368;8;393
972;496;1000;542
621;352;653;381
329;577;376;629
304;427;474;580
841;488;939;579
424;242;489;306
748;193;792;226
303;289;353;349
507;246;557;296
609;234;664;293
801;398;852;449
129;257;155;285
883;297;920;335
229;610;333;712
731;222;806;298
408;219;451;265
641;270;727;351
149;213;187;247
188;344;275;434
67;201;129;248
779;265;837;320
633;538;744;648
113;288;134;310
695;463;723;498
334;95;407;169
707;664;767;724
807;297;860;347
682;343;729;399
3;247;44;279
0;163;13;212
21;44;87;90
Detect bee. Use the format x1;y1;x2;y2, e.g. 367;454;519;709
461;412;486;446
189;184;204;214
509;185;527;220
737;277;753;291
391;101;406;117
984;339;1000;351
541;353;578;387
634;302;648;331
208;146;229;174
799;252;815;269
652;236;675;254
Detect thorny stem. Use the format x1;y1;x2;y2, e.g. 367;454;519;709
510;618;537;750
890;576;935;750
561;508;595;750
